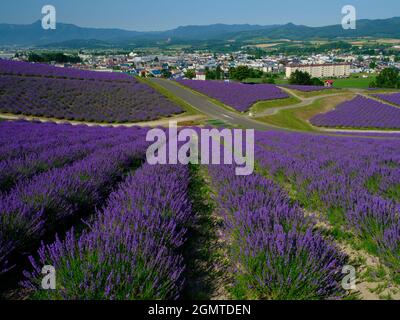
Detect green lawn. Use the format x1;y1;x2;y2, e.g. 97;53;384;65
243;77;289;85
250;96;301;114
333;76;375;89
290;88;343;98
256;94;355;132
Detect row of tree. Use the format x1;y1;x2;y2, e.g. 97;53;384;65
288;70;324;86
27;52;82;64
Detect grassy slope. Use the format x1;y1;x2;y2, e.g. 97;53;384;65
291;88;343;98
138;77;202;116
250;96;301;114
257;94;355;132
333;76;375;89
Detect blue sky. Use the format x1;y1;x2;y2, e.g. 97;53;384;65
1;0;400;31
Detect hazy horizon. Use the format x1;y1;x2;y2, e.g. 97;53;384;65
0;0;399;32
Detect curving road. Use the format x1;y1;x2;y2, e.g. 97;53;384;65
149;78;288;131
149;78;400;139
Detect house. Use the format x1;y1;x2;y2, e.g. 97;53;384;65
324;80;334;87
150;69;162;77
195;72;206;81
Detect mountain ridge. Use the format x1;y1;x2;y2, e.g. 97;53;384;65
1;17;400;47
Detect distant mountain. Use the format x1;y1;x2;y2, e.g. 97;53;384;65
0;20;145;46
2;17;400;48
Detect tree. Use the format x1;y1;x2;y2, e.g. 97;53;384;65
289;70;312;85
369;61;377;69
370;67;400;88
184;69;196;80
161;69;172;78
311;77;324;86
205;68;217;80
229;66;253;81
215;65;223;80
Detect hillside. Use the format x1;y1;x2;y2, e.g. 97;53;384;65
2;17;400;47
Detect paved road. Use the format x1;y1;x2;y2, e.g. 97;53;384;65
149;78;288;131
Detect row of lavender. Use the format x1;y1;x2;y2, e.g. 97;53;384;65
0;74;183;123
255;131;400;277
176;79;288;112
0;126;132;192
310;96;400;129
374;92;400;106
208;163;347;300
23;164;192;299
0;59;133;82
0;122;150;276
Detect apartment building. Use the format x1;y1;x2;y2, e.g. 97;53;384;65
285;63;351;78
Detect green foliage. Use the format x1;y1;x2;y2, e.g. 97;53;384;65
184;69;196;79
161;69;172;78
289;70;311;85
28;52;82;64
289;70;324;86
370;67;400;89
229;66;263;81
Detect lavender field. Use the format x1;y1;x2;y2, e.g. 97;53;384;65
0;61;183;122
310;95;400;129
1;120;400;300
176;79;288;112
374;92;400;106
0;60;133;81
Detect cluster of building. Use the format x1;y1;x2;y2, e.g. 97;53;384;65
4;48;400;83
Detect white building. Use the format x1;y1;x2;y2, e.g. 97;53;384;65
286;63;351;79
195;72;206;81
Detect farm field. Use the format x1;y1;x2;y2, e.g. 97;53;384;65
1;121;400;300
176;79;289;112
256;94;355;131
0;60;185;123
311;96;400;129
374;92;400;106
333;75;375;89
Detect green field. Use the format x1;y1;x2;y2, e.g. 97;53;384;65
250;96;301;114
257;94;355;132
333;75;375;89
243;76;289;85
